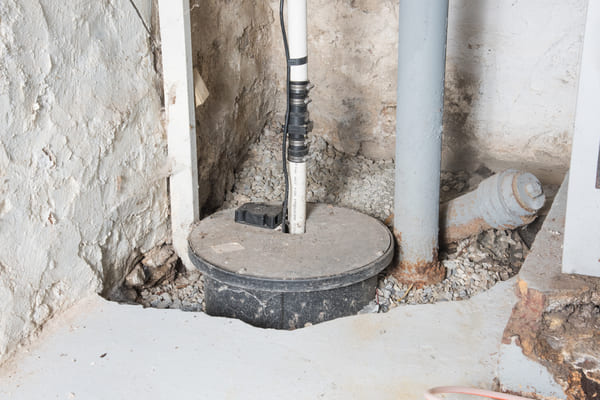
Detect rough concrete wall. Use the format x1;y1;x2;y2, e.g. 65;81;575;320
444;0;587;179
265;0;585;181
191;0;278;214
0;0;169;364
303;0;400;158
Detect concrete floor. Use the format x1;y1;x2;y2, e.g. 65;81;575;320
0;181;575;400
0;279;517;400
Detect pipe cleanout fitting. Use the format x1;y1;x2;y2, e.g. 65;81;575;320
440;170;545;244
392;0;449;286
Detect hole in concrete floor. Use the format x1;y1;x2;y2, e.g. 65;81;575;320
107;126;556;316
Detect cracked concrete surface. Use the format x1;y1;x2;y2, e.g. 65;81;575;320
0;0;590;395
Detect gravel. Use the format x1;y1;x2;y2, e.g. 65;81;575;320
364;228;527;313
136;269;204;312
223;126;473;221
121;126;532;315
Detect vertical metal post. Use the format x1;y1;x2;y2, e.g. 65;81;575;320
392;0;449;285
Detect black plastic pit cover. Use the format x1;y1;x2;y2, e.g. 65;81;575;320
234;203;282;229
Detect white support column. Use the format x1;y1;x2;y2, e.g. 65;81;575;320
158;0;199;270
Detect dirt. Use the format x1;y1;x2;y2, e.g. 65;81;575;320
503;278;600;399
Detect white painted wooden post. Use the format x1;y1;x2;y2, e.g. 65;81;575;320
562;0;600;278
158;0;199;270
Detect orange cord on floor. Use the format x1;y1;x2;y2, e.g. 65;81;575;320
425;386;534;400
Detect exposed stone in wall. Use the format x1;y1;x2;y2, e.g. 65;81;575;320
190;0;278;214
442;67;479;171
0;0;169;365
304;0;399;159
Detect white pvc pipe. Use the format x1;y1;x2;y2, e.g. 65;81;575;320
288;161;306;234
287;0;308;234
158;0;199;270
287;0;308;82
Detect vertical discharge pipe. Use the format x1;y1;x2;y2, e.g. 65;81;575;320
287;0;309;234
392;0;449;285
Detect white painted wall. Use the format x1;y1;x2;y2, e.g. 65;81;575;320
444;0;587;180
0;0;169;364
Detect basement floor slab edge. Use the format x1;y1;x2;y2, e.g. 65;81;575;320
0;277;521;400
0;280;518;399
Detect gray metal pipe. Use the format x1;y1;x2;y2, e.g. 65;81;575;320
392;0;449;285
440;169;545;244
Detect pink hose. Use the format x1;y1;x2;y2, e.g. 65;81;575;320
424;386;534;400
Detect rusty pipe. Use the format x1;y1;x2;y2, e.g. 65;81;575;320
392;0;449;286
440;169;545;245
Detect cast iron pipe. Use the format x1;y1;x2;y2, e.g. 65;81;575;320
440;169;545;245
392;0;449;286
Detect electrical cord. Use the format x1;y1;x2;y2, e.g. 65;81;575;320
279;0;291;233
424;386;533;400
126;0;159;51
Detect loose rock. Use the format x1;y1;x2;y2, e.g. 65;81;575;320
114;244;205;313
124;265;147;289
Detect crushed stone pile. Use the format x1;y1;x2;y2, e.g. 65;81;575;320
364;228;526;314
222;126;474;220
